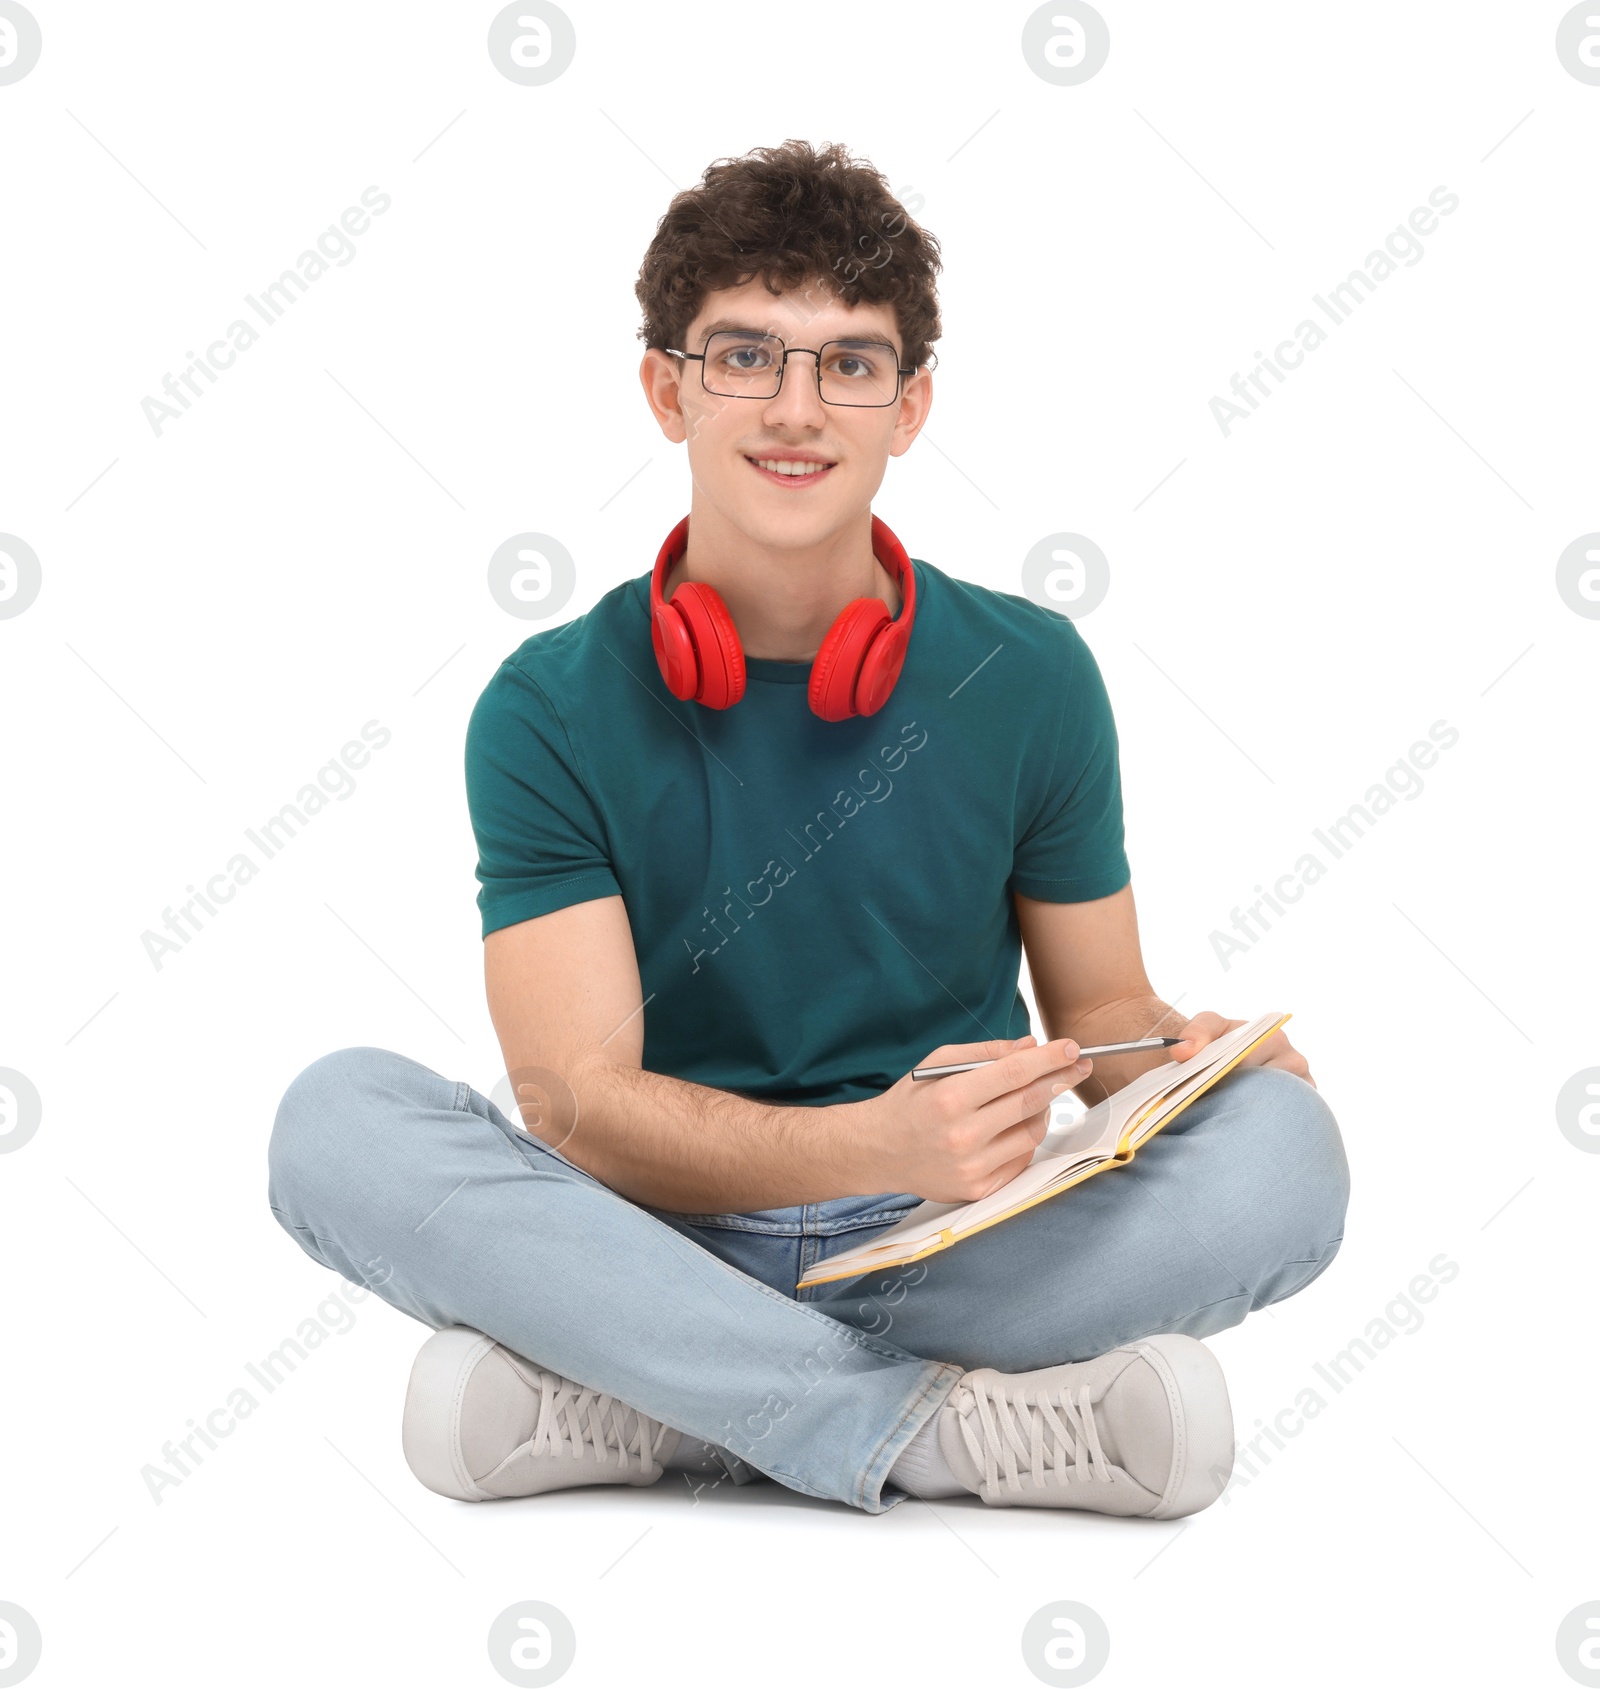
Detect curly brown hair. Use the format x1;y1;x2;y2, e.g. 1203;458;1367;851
634;139;942;371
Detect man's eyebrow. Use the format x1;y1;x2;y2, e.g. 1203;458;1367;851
695;319;789;347
694;319;901;353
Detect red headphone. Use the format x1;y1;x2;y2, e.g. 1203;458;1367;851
649;514;918;721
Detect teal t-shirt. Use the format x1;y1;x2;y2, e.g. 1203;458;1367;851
464;553;1131;1108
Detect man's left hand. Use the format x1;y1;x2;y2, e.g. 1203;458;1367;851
1168;1011;1316;1088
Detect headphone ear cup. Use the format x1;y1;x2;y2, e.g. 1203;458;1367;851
808;598;891;722
652;601;699;700
853;625;909;717
668;580;746;709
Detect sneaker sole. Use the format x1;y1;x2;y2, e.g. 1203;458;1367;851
1126;1334;1235;1519
401;1325;502;1501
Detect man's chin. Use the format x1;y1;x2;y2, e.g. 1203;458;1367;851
697;484;864;553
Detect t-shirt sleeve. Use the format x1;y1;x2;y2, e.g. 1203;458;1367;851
464;658;623;939
1008;621;1132;903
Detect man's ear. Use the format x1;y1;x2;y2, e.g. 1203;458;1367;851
889;365;933;458
639;349;688;444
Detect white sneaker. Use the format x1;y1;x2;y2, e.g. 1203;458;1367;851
938;1334;1234;1518
401;1326;683;1501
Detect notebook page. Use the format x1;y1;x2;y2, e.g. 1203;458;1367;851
1116;1013;1292;1149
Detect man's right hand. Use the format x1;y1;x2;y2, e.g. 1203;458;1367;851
834;1035;1092;1203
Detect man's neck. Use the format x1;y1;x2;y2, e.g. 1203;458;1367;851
671;502;902;662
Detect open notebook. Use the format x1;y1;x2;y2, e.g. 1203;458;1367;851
796;1012;1291;1289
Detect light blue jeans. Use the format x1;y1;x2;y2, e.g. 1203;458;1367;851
266;1049;1349;1513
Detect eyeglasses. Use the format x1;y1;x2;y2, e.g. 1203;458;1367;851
666;330;914;408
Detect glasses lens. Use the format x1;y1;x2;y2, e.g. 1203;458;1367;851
818;341;903;406
701;331;783;397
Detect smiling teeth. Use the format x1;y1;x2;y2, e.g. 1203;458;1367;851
754;458;828;476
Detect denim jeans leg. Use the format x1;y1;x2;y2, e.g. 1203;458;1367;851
810;1065;1351;1373
265;1047;960;1513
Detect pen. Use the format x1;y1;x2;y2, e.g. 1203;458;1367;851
911;1037;1183;1082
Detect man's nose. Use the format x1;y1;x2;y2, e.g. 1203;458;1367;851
760;349;828;427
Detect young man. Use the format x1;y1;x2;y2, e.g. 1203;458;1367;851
268;141;1349;1517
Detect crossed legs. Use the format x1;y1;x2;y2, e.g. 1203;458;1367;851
266;1049;1348;1513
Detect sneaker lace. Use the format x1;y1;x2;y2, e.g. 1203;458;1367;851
521;1367;673;1480
956;1376;1113;1494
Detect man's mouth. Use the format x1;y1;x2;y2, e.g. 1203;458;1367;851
744;454;836;485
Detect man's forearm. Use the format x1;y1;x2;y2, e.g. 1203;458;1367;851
1057;995;1188;1106
526;1058;870;1212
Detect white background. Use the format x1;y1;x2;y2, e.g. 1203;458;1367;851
2;2;1596;1685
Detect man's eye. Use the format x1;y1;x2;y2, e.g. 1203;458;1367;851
828;351;882;379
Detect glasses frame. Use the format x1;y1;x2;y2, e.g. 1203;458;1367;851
665;331;916;408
